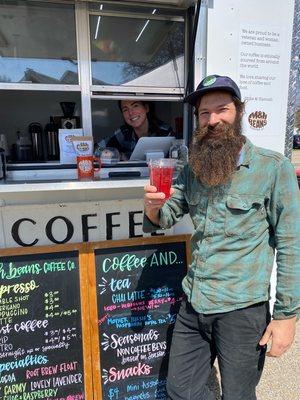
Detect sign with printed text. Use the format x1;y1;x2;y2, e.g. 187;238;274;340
90;236;191;400
0;247;90;400
0;200;173;249
205;0;295;153
0;236;191;399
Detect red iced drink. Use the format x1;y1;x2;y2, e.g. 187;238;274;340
149;159;176;199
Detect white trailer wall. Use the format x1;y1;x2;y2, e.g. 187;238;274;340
204;0;295;154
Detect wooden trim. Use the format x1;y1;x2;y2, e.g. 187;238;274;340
80;243;94;400
90;234;191;250
0;235;191;258
86;243;102;400
0;242;83;256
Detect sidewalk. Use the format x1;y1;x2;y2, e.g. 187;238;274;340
207;323;300;399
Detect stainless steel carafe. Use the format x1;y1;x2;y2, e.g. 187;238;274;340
0;148;6;181
44;117;59;161
16;131;33;162
29;122;45;161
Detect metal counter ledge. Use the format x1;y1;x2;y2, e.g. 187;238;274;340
0;162;150;204
0;178;149;206
0;178;149;193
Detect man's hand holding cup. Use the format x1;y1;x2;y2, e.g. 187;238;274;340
144;184;175;226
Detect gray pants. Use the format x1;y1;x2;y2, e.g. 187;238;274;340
167;300;270;400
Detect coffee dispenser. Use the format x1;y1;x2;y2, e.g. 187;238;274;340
0;147;6;181
29;122;45;161
0;134;9;160
16;130;33;162
44;117;60;161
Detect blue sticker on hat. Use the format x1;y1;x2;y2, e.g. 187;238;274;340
202;75;217;87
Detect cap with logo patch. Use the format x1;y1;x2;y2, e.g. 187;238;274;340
185;74;241;106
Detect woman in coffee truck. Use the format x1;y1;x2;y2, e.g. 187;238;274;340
98;100;173;160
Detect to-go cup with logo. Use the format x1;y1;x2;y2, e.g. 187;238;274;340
76;155;100;180
148;158;176;199
72;136;101;180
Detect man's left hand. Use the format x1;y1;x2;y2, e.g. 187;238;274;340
259;316;297;357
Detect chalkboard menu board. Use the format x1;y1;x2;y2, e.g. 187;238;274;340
94;238;188;400
0;250;85;400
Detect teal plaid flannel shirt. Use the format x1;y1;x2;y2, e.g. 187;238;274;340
143;139;300;319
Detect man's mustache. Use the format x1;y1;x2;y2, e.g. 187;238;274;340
195;123;232;143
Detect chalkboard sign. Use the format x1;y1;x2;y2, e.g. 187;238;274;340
93;236;190;400
0;249;86;400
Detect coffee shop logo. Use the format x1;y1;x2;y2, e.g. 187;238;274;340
76;142;89;152
248;111;267;130
65;135;74;143
79;159;92;172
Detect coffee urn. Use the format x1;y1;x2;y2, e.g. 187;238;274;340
0;147;6;181
44;117;59;161
29;122;45;161
16;130;33;162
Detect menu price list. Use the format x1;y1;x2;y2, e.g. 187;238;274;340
0;251;85;400
95;241;187;400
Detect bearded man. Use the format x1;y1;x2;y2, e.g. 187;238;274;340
143;75;300;400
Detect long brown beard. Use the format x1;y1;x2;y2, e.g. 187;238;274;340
189;118;245;187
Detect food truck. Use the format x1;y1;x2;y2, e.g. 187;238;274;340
0;0;298;247
0;1;298;399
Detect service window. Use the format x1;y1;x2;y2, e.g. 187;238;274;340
0;0;78;84
91;99;183;144
0;90;81;160
89;2;185;93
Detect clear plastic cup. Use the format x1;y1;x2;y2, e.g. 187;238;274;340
148;158;177;199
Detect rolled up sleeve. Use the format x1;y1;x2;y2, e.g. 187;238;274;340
268;159;300;319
